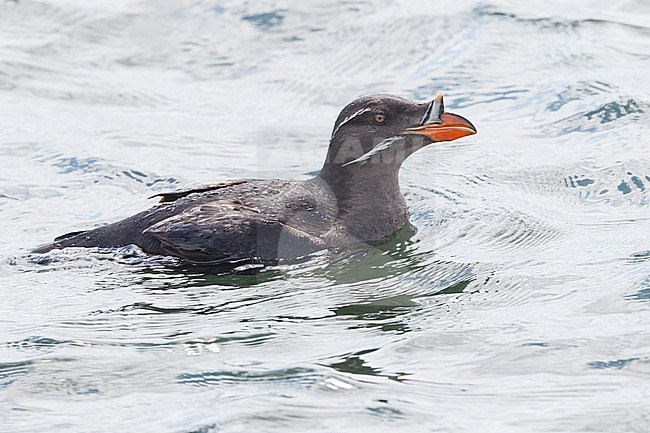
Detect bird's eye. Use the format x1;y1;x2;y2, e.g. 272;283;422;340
374;113;386;124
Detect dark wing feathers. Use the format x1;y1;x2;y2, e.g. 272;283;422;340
149;180;248;203
143;200;325;262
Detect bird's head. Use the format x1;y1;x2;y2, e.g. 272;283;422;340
320;93;476;181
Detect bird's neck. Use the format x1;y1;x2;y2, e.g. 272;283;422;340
317;163;409;242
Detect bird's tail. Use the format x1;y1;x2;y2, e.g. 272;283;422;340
31;230;90;254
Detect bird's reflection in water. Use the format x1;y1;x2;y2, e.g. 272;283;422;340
27;225;480;386
30;227;480;332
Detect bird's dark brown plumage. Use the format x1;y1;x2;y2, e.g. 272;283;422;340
33;93;476;263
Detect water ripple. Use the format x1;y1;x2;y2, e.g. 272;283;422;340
178;367;318;387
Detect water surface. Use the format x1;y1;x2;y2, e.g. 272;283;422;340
1;0;649;431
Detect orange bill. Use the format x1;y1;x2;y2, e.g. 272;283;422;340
406;112;477;142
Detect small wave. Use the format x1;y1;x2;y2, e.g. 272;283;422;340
545;98;646;135
177;366;317;387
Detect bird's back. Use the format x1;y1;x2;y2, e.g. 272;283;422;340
33;177;339;261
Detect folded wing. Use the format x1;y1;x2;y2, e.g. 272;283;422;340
143;199;326;262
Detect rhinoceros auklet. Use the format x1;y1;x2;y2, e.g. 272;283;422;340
33;93;476;263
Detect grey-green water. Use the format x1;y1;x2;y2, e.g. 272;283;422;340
1;0;649;432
